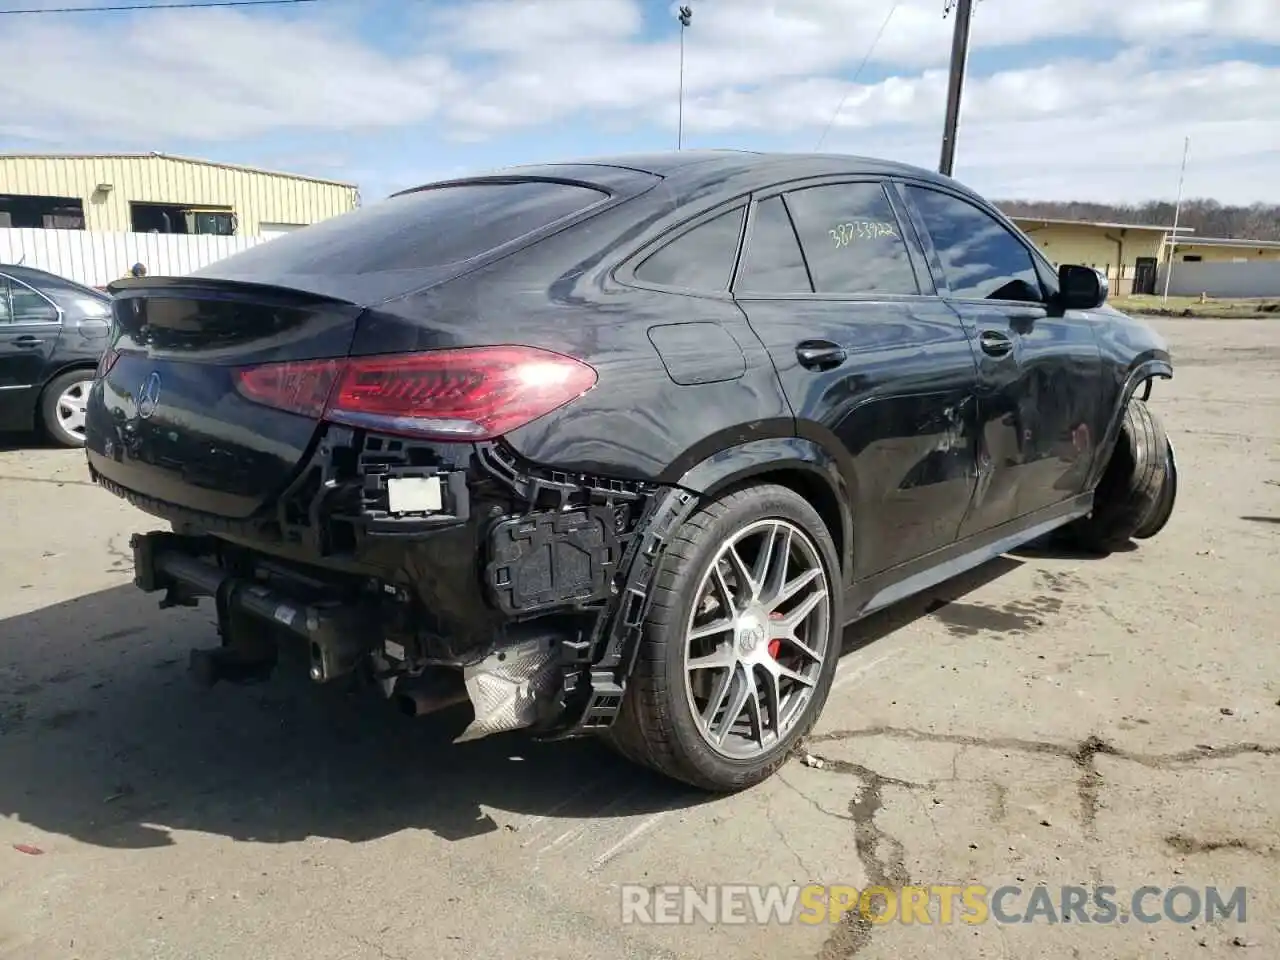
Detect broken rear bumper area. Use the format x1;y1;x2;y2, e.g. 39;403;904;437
113;429;698;741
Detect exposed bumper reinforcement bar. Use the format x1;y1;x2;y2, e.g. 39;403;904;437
129;530;568;739
131;531;370;684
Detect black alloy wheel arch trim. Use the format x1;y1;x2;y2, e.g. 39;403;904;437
671;436;856;587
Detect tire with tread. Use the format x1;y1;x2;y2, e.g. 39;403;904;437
604;483;842;792
1067;396;1169;553
1133;437;1177;540
39;369;94;448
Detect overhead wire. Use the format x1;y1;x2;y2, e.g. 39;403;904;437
813;0;902;151
0;0;319;15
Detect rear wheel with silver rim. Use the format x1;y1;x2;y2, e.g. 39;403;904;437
605;483;842;791
40;369;95;448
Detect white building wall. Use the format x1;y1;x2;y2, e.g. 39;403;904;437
1156;261;1280;299
0;227;269;288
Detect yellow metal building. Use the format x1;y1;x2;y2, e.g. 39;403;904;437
1010;216;1171;296
0;152;358;238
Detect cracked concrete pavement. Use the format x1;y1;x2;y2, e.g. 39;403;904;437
1;317;1277;959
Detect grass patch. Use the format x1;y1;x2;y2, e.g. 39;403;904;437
1111;294;1280;319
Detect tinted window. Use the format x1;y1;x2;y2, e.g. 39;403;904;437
3;280;58;323
736;196;812;293
17;271;110;318
783;183;918;295
635;207;745;291
197;181;607;276
906;186;1042;302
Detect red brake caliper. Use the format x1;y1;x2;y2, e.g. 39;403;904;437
767;612;783;659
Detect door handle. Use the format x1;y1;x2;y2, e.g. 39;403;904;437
9;335;44;348
796;340;847;370
978;330;1013;358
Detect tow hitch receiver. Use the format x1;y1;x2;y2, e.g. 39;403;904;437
131;531;373;686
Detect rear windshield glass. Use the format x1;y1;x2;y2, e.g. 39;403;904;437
203;180;607;277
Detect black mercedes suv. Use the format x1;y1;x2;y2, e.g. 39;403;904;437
84;151;1177;791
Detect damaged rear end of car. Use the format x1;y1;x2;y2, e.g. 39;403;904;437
84;168;683;743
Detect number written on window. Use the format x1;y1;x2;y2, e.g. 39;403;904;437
635;207;746;291
829;220;899;248
784;184;918;296
905;186;1042;302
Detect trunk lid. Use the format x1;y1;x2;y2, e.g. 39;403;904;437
85;280;365;519
84;174;643;520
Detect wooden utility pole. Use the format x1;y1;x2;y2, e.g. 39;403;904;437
938;0;976;177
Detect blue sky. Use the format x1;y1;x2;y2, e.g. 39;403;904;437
1;0;1277;204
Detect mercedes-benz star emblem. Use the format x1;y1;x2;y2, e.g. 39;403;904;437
137;371;162;420
737;619;766;655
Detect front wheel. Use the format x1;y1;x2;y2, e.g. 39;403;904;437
1066;396;1171;553
40;369;95;448
605;484;843;792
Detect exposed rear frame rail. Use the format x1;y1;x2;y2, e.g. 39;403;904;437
131;530;373;685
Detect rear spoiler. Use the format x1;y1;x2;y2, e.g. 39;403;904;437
105;274;363;307
108;274;298;295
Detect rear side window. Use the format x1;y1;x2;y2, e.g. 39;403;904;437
3;279;59;323
736;196;812;294
904;186;1043;302
634;207;745;291
203;180;607;276
27;272;111;317
783;183;919;296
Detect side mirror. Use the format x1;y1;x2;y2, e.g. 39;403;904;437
1058;264;1108;310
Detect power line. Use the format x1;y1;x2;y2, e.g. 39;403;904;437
814;0;901;151
0;0;319;15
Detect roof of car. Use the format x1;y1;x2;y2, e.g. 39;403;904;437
1;263;110;297
0;263;59;282
407;150;963;199
530;149;947;181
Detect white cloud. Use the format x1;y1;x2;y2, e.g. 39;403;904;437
431;0;644;52
0;10;459;140
0;0;1277;201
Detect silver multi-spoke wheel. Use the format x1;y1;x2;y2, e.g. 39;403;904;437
683;517;832;759
55;379;89;441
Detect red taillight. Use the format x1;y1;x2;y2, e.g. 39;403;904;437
235;358;343;419
232;346;597;440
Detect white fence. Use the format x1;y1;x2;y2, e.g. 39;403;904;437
1156;261;1280;299
0;227;270;288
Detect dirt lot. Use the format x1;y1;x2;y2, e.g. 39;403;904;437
1;317;1277;960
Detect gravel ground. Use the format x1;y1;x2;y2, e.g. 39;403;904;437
1;317;1277;960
